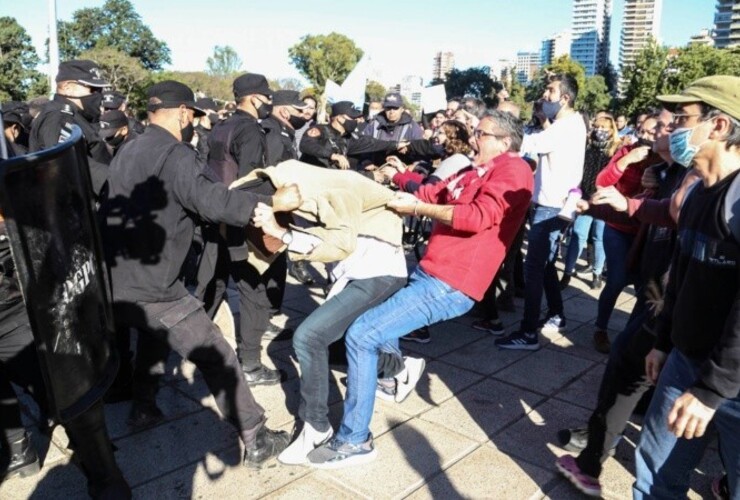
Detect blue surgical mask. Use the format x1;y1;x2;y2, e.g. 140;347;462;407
542;100;562;121
669;125;703;167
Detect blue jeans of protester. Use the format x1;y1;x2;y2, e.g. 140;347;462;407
564;215;606;275
293;275;406;433
596;225;636;331
521;205;569;333
336;267;474;444
634;350;740;499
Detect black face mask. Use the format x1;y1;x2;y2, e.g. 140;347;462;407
180;120;194;143
254;99;273;120
105;133;125;148
288;114;308;130
207;113;220;126
637;137;655;149
77;92;103;122
342;119;358;135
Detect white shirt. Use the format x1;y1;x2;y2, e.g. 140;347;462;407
522;111;586;208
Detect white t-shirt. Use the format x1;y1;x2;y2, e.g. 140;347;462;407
522;112;586;208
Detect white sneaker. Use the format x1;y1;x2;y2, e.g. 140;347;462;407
395;357;426;403
277;422;333;465
540;314;566;335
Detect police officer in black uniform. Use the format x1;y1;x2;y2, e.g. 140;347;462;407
2;105;28;157
98;110;136;157
197;73;283;386
30;60;111;196
102;90;145;135
102;80;295;467
261;90;315;289
193;97;219;159
299;101;404;174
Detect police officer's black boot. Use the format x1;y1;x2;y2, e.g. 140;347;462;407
241;420;290;469
2;431;40;479
288;260;313;285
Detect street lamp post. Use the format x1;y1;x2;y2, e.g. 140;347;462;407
48;0;59;93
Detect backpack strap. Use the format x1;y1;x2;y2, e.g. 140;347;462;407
723;170;740;243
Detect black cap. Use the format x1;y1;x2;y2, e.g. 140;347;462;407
102;91;126;110
56;59;109;87
98;110;129;138
272;90;307;108
233;73;272;99
331;101;362;119
383;92;403;108
3;102;29;130
146;80;205;116
195;97;218;111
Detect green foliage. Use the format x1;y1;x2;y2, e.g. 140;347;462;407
365;80;386;102
128;71;233;118
79;46;147;97
443;67;495;106
579;75;612;115
57;0;170;71
206;46;242;77
618;39;669;118
507;78;531;120
661;44;740;94
0;17;46;101
288;33;363;93
525;55;587;107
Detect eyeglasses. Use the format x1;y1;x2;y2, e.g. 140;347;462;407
673;113;701;126
474;129;507;139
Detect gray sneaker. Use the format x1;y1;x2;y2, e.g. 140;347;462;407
307;434;377;469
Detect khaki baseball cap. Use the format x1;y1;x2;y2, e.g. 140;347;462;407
657;75;740;120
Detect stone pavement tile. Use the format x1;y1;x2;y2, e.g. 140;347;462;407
547;329;610;363
562;295;600;324
0;458;88;499
408;444;557;499
492;349;595;397
401;322;485;359
494;399;592;471
105;385;204;440
316;418;478;498
553;363;605;411
420;378;546;442
379;360;486;417
114;408;239;487
269;475;366;499
439;336;532;376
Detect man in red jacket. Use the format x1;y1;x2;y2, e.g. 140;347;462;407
306;109;534;468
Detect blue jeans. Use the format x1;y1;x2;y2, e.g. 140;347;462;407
521;205;569;332
634;350;740;499
596;225;636;330
563;215;605;275
337;267;474;444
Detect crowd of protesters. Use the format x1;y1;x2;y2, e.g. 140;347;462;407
1;58;738;500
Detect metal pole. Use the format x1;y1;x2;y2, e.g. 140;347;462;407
48;0;59;95
0;103;8;161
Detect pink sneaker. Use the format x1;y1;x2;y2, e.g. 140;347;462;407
555;455;602;497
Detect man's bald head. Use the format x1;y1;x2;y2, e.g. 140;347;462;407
497;101;521;119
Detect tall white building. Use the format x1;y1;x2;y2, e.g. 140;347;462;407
619;0;663;74
541;31;572;67
714;0;740;48
400;75;424;108
489;59;515;84
515;51;541;85
570;0;612;76
432;52;455;81
689;28;715;47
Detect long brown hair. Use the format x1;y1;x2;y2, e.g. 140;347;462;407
439;120;471;156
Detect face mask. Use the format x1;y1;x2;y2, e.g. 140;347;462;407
253;98;273;120
180;117;194;143
105;133;125;147
342;119;357;135
541;100;562;121
669;124;706;167
288;114;308;130
207;113;220;126
591;129;610;147
637;137;655;149
78;92;103;122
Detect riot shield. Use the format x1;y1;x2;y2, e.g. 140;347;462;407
0;126;117;422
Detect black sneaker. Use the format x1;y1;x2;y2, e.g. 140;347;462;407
495;330;540;351
307;434;377;469
1;432;40;479
289;260;314;285
559;273;572;291
401;326;431;344
243;365;282;386
591;273;603;290
263;322;294;340
243;426;291;468
471;319;505;336
127;401;165;429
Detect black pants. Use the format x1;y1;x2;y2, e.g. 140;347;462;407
576;293;654;477
200;240;285;371
114;295;265;432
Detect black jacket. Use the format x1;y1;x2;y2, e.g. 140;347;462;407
207;109;266;182
261;116;298;165
299;124;397;173
30;94;111;196
102;125;272;303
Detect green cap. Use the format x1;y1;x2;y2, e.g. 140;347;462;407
657;75;740;120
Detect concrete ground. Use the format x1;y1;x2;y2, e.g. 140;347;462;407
0;257;723;499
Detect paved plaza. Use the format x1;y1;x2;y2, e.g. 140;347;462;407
0;257;723;499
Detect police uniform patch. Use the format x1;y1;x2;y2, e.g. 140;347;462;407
307;127;321;138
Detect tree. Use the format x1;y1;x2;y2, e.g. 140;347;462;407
0;17;46;101
443;67;495;106
507;78;531;120
660;44;740;95
598;62;619;95
618;38;669;118
365;80;386;102
79;46;147;98
206;45;242;77
275;78;305;91
57;0;170;71
526;55;587;107
288;33;363;93
579;75;612;114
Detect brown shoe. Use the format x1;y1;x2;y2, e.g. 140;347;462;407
593;330;610;354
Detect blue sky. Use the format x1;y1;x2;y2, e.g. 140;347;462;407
6;0;717;86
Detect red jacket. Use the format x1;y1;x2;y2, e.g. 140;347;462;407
415;152;533;301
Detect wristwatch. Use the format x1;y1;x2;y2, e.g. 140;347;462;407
280;230;294;245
